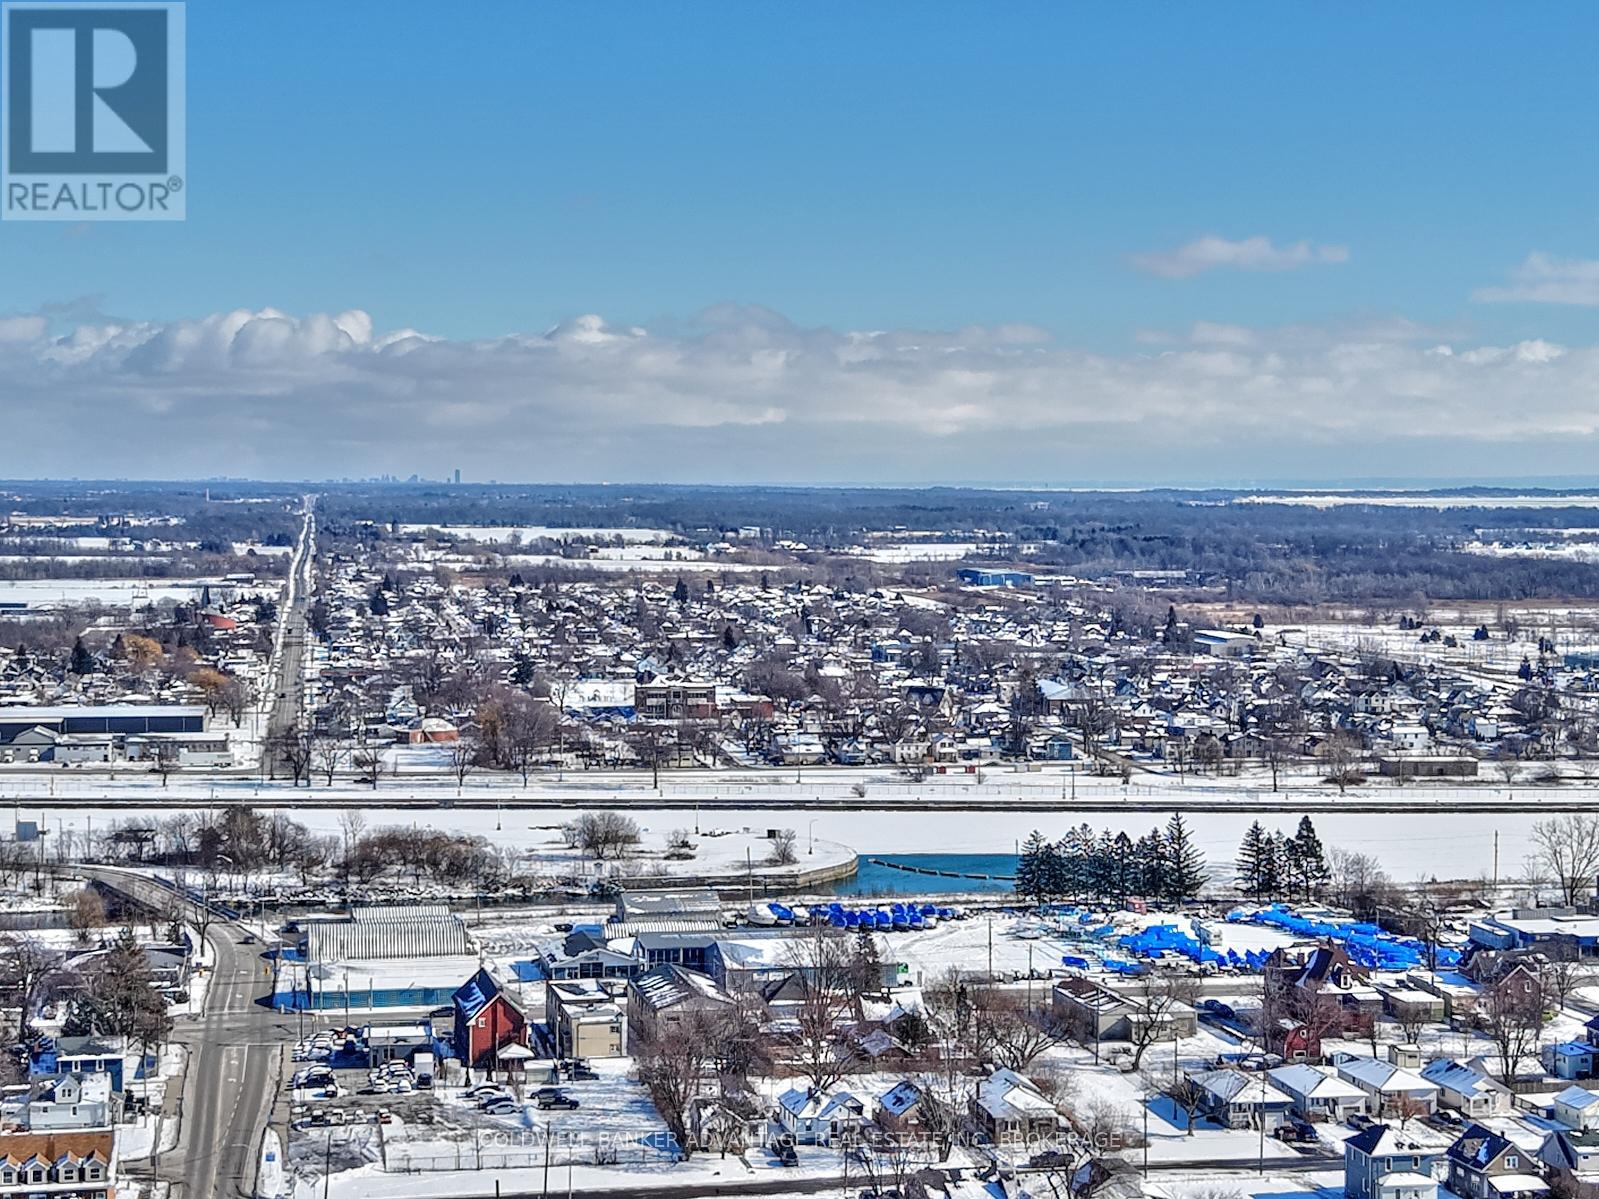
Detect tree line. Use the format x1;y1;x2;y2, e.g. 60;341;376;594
1014;815;1207;904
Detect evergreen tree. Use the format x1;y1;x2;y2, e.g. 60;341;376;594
673;578;690;605
1236;821;1268;898
1015;831;1052;904
1164;813;1208;902
510;653;537;687
1134;830;1168;899
1109;831;1137;901
370;588;390;617
1262;831;1288;899
1288;816;1330;900
1058;824;1096;898
848;925;884;995
722;626;738;651
69;637;94;676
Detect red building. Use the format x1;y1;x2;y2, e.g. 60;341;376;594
452;967;527;1069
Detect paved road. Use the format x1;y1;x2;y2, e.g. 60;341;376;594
265;497;315;780
80;867;289;1199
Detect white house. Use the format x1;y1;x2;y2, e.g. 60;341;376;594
971;1067;1059;1144
1336;1056;1441;1117
1267;1064;1367;1123
22;1073;112;1131
1420;1060;1512;1119
1554;1086;1599;1133
774;1086;866;1146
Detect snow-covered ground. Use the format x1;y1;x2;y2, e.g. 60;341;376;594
0;577;218;606
397;525;675;545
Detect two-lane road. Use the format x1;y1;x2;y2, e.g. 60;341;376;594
78;867;290;1198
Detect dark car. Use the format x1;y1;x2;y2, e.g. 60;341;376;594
775;1143;798;1167
537;1093;580;1110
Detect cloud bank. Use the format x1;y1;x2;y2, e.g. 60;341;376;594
3;303;1597;483
1474;252;1599;306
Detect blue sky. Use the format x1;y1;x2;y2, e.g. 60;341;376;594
5;1;1599;482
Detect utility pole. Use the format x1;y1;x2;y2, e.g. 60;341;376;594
1492;830;1499;894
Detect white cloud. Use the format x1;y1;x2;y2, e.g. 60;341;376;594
1473;252;1599;305
1132;235;1350;279
3;304;1598;482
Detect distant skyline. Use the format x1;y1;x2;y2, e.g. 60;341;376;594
6;2;1599;482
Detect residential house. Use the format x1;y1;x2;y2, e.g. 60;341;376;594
971;1067;1059;1146
1334;1056;1440;1117
1267;1019;1324;1064
627;963;734;1044
685;1094;764;1156
1420;1060;1512;1119
0;1129;115;1199
1267;1064;1367;1123
876;1081;926;1136
544;981;626;1059
1546;1042;1599;1082
21;1074;112;1132
1443;1123;1548;1199
774;1085;866;1146
1537;1128;1599;1199
1187;1068;1293;1131
1555;1086;1599;1133
1343;1123;1440;1199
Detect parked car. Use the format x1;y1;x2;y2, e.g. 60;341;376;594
537;1092;580;1111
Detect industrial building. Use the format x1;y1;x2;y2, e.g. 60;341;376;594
276;905;478;1011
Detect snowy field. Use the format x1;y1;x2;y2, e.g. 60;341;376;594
0;577;217;606
496;551;763;573
854;542;984;563
397;525;674;544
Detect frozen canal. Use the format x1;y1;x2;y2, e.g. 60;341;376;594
45;803;1534;882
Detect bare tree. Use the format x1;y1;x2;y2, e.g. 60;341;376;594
66;889;106;945
766;829;798;867
1481;973;1546;1085
567;813;641;861
1123;970;1200;1071
311;731;347;786
976;986;1067;1071
783;926;857;1091
635;1010;715;1157
271;723;314;787
448;735;476;790
1319;730;1364;793
1544;951;1591;1012
0;934;56;1039
1528;815;1599;905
